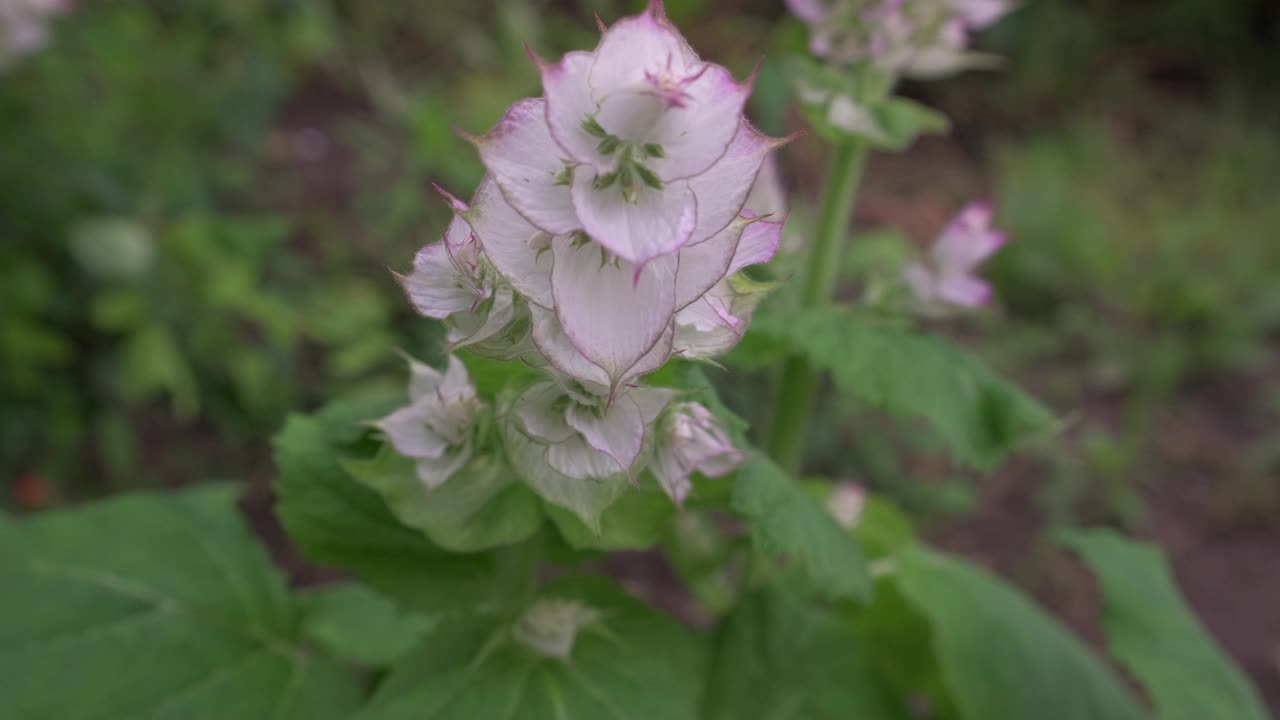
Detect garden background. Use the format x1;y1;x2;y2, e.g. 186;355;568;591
3;0;1278;711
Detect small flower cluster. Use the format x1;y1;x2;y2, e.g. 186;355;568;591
0;0;68;68
380;0;785;510
786;0;1011;77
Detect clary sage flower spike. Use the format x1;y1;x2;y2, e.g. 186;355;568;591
405;0;787;398
386;0;785;519
786;0;1012;76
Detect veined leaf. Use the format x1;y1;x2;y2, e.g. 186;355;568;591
896;547;1147;720
705;588;909;719
273;396;496;613
0;486;362;720
355;578;708;720
300;583;435;667
732;454;871;601
1062;530;1269;720
754;307;1054;469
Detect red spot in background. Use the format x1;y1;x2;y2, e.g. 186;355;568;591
12;473;51;510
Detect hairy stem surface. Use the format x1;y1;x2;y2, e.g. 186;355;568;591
765;139;868;473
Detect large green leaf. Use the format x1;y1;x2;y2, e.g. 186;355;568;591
753;307;1055;469
896;547;1147;720
344;446;542;553
273;396;495;613
1062;530;1269;720
732;454;871;601
704;588;909;719
300;583;434;667
0;486;362;720
355;579;708;719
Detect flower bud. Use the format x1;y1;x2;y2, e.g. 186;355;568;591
649;402;743;505
512;598;603;660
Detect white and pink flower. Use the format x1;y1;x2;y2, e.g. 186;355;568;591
0;0;70;67
650;402;743;506
904;200;1007;309
374;355;483;490
437;2;787;396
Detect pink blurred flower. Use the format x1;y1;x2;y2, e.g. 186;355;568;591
904;201;1007;309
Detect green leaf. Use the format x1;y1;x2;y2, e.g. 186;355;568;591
1061;530;1269;720
732;454;871;601
345;447;542;553
273;397;496;613
705;588;909;719
544;482;675;551
754;307;1055;469
665;512;743;616
355;579;708;720
851;494;916;557
849;577;953;714
896;547;1147;720
865;97;951;152
300;583;434;667
0;486;362;720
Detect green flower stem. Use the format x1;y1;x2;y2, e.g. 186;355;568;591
494;530;544;610
766;139;869;474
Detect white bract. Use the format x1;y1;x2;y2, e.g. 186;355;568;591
904;200;1007;309
786;0;1011;77
650;402;743;505
399;188;531;359
375;355;483;490
509;381;673;482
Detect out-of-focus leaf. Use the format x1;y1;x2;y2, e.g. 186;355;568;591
754;307;1055;469
355;579;708;720
301;583;434;667
1061;530;1269;720
273;396;496;613
732;454;871;601
896;547;1147;720
705;588;909;719
0;486;362;720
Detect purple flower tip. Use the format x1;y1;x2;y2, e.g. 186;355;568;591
432;184;470;214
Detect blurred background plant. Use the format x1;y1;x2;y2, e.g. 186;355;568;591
2;0;1278;709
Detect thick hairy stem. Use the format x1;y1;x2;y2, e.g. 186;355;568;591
765;139;868;473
